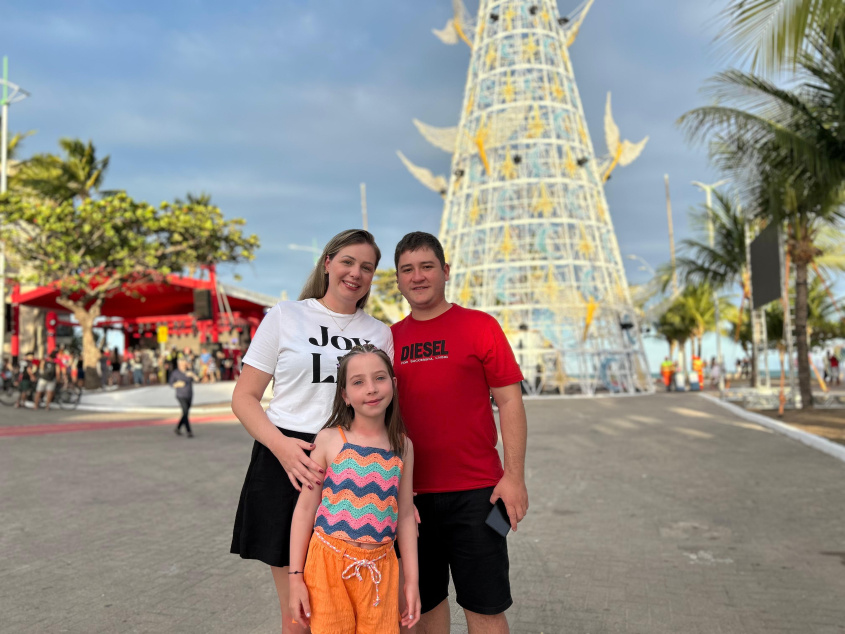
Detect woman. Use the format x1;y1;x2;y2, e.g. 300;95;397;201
230;229;394;633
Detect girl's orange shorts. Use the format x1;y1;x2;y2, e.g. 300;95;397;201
304;531;399;634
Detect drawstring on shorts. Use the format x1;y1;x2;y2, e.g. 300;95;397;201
313;530;389;607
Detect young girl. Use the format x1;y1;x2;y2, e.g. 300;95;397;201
288;344;420;633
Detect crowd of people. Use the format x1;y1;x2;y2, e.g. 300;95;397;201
1;343;245;411
659;349;842;392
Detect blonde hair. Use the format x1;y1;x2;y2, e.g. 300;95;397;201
298;229;381;309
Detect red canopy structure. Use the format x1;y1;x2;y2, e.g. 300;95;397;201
8;266;277;356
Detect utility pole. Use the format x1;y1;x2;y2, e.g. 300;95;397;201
360;183;368;231
692;179;729;394
664;174;678;295
0;57;30;362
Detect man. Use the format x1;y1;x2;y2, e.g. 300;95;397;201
391;232;529;633
660;356;674;391
169;358;198;437
34;350;63;411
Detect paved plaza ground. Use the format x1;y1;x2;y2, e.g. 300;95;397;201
2;393;845;633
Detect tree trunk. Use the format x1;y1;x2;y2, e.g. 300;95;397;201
57;298;102;390
794;259;813;409
750;333;757;388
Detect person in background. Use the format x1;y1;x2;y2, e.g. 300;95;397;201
130;350;144;386
110;347;121;386
660;357;674;391
170;357;198;438
197;347;210;382
15;356;38;408
710;356;722;389
830;351;840;387
33;350;63;411
98;349;110;389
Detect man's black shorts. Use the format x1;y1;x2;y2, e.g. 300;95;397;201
415;486;512;615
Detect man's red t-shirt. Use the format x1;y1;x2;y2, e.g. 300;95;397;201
391;304;524;494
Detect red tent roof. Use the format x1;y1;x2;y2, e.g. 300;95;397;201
13;272;277;319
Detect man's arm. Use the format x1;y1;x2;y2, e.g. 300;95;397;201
489;382;529;531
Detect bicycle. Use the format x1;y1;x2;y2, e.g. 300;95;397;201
0;374;20;407
56;381;82;410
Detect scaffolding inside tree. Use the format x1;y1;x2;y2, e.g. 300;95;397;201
399;0;653;395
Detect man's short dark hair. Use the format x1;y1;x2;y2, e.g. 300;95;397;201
394;232;447;269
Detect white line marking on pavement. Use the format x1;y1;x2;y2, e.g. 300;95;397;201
670;407;714;419
671;427;714;439
628;415;661;424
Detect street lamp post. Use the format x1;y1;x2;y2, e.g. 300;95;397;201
0;56;31;362
625;253;655;278
692;179;729;394
288;240;321;265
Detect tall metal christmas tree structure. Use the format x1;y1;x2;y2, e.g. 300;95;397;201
398;0;653;395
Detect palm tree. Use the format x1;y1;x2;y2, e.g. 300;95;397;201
719;0;845;73
679;16;845;408
14;138;110;203
655;295;697;387
679;283;734;358
4;130;35;180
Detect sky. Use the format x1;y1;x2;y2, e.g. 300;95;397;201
3;0;754;368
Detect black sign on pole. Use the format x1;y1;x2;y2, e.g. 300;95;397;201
750;222;782;309
193;289;212;320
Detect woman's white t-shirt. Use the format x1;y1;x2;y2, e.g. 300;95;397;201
242;299;394;433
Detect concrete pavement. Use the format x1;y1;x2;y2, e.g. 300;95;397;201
1;393;844;633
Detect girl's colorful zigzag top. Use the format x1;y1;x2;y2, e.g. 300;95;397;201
314;432;403;544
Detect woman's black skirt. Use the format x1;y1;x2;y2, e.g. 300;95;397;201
230;426;316;567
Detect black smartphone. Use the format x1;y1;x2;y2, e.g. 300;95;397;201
485;499;511;537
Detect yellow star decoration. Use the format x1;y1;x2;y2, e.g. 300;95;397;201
522;37;538;61
564;147;576;176
477;17;485;40
501;310;514;335
500;147;518;180
541;9;551;25
465;88;475;117
578;119;588;143
472;117;492;175
502;71;516;102
578;225;594;258
552;75;565;101
527;105;545;138
459;276;473;305
533;183;554;217
469;194;481;223
582;297;598;342
500;225;514;259
503;5;516;30
596;199;608;222
544;266;559;300
485;44;497;69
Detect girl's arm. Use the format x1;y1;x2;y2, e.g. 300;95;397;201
231;365;323;491
288;430;331;628
396;439;420;629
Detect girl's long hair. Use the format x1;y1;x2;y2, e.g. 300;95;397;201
323;345;406;457
298;229;381;310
